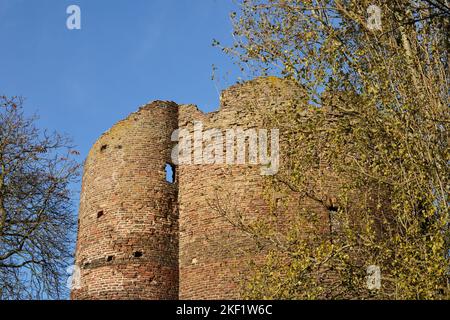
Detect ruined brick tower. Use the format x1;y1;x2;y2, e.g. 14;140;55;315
72;78;308;300
72;102;179;299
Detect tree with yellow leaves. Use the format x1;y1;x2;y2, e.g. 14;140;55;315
215;0;449;299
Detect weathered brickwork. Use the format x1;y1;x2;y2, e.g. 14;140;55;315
177;78;306;299
72;77;333;300
72;101;179;300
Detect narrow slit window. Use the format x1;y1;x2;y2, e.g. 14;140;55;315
327;205;340;240
97;210;104;219
165;163;175;184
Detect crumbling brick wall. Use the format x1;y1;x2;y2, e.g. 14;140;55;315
72;77;329;300
71;101;179;300
177;78;306;299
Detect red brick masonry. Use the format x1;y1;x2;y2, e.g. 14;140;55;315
72;78;311;300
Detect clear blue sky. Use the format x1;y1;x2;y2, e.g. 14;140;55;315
0;0;240;170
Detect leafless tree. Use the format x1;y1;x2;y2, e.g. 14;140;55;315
0;96;80;299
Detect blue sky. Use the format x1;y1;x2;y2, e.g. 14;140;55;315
0;0;240;173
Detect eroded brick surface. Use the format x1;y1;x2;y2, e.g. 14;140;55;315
72;101;179;300
72;78;327;300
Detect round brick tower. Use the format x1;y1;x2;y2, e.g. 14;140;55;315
72;101;179;300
